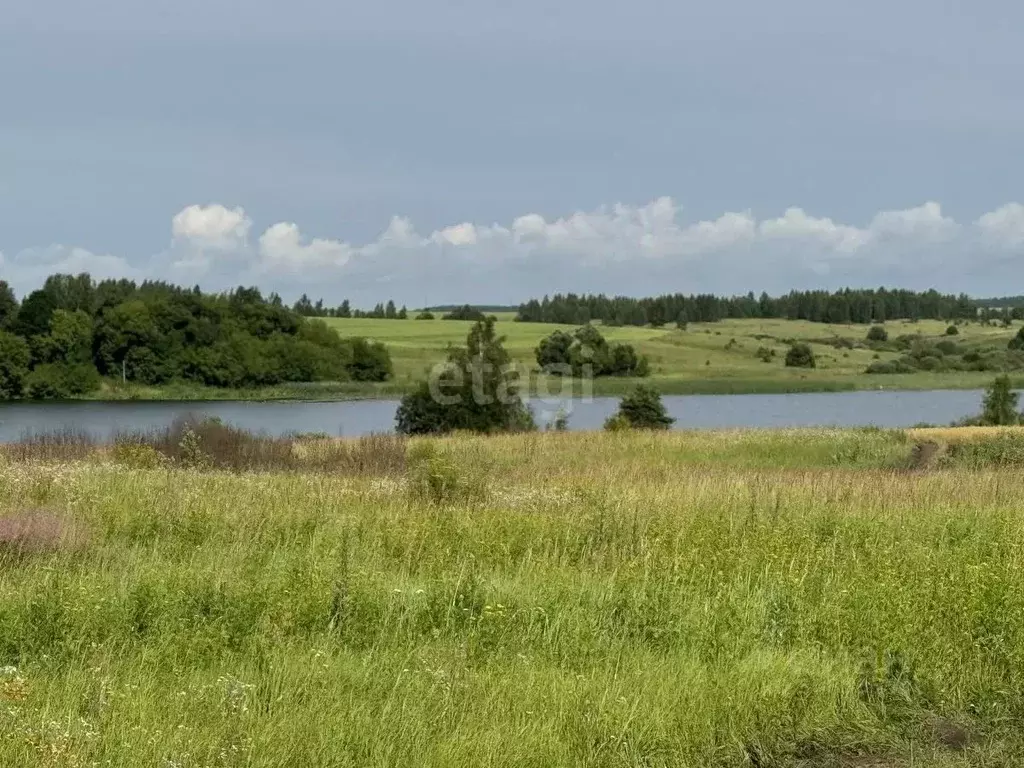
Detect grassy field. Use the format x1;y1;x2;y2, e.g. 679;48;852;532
320;314;1024;398
4;426;1024;765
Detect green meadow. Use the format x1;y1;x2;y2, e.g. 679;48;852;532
318;314;1023;397
3;426;1024;765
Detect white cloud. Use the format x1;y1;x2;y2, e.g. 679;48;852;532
976;203;1024;247
171;204;251;250
257;222;351;270
760;208;868;252
5;197;1024;304
867;201;957;242
677;211;756;254
433;222;478;246
1;245;138;295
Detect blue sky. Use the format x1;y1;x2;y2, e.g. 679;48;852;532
3;0;1023;305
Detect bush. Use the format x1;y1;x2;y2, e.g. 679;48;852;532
415;311;435;320
442;305;486;321
755;346;775;363
866;325;888;342
111;442;165;469
1010;327;1024;351
784;343;816;369
347;338;393;382
945;325;959;336
25;363;101;399
606;385;674;430
603;413;632;432
915;355;946;371
893;334;923;350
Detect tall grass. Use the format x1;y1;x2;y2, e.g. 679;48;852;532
2;417;408;476
0;429;1022;764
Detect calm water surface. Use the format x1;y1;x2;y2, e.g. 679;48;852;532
0;389;994;441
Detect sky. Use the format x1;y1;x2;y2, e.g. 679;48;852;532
2;0;1023;307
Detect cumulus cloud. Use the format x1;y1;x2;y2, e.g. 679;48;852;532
977;203;1024;247
759;208;867;252
171;204;251;250
868;201;958;242
3;197;1024;304
257;223;352;270
1;245;137;294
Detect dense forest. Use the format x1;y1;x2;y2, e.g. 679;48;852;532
0;274;392;400
516;288;979;326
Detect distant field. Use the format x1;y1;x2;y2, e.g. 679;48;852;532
323;315;1023;396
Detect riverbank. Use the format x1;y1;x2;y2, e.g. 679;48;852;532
67;370;1024;402
4;428;1024;764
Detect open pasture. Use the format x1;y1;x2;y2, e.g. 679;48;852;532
2;427;1024;765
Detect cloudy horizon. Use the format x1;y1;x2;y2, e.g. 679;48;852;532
4;0;1023;306
1;197;1022;306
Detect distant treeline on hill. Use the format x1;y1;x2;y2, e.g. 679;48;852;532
292;295;409;319
426;304;519;313
0;274;393;401
975;296;1024;310
291;297;521;319
516;288;978;326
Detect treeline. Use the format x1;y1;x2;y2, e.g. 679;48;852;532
975;296;1024;309
427;304;518;313
0;274;392;400
292;295;409;320
516;288;978;326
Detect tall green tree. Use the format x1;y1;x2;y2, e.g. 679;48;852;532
980;375;1020;425
605;384;674;430
35;309;94;364
12;289;57;338
0;281;18;330
0;331;30;399
396;317;533;434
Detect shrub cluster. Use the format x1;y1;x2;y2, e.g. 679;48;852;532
535;325;649;377
866;325;889;343
442;305;489;321
866;339;1024;375
784;343;816;368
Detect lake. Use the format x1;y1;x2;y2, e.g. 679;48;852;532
0;389;995;441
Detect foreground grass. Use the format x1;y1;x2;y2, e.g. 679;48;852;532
2;429;1024;764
